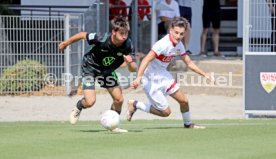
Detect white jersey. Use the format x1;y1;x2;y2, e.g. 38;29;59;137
142;34;187;110
147;34;187;73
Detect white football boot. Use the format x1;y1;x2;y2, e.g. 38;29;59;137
70;107;82;124
111;128;128;133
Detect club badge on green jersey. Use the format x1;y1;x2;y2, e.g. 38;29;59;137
102;57;115;66
117;52;123;56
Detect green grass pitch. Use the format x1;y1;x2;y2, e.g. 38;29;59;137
1;119;276;159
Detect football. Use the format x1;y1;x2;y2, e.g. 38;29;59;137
100;110;120;130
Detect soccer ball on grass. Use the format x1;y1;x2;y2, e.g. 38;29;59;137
100;110;120;130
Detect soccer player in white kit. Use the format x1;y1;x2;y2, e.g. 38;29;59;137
127;17;214;128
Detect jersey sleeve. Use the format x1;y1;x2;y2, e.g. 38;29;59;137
125;39;135;55
86;32;99;45
151;40;165;56
178;43;187;56
124;39;136;61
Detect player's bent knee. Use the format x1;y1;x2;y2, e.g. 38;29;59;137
162;112;171;117
84;99;96;108
162;108;171;117
114;97;124;105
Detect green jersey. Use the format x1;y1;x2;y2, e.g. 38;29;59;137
82;32;134;76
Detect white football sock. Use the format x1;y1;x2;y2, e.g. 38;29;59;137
136;101;151;113
182;112;192;125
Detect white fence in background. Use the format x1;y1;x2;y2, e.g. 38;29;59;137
0;15;83;95
0;1;109;96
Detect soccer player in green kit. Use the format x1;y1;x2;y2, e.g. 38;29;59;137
59;17;136;132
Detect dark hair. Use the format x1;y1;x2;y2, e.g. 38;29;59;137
169;17;189;30
110;16;130;31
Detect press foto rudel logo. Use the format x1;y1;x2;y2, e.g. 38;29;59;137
260;72;276;93
43;72;233;89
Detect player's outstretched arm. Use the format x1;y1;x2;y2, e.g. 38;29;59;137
59;32;87;51
181;54;215;83
131;51;156;89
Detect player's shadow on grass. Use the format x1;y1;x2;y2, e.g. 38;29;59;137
127;129;143;132
79;129;107;133
145;126;183;130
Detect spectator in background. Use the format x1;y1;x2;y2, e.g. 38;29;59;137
157;0;180;39
176;0;192;54
266;0;276;52
109;0;128;20
200;0;221;57
129;0;151;21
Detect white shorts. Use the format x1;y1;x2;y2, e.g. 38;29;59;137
142;70;179;111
